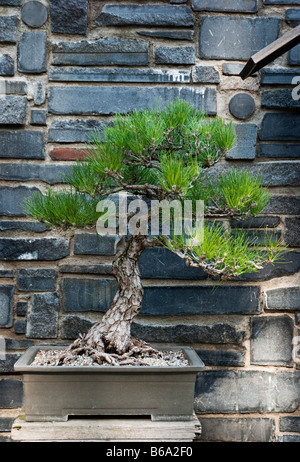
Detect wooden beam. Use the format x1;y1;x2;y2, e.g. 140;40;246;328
240;25;300;79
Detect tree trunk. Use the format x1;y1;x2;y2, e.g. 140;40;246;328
60;235;154;364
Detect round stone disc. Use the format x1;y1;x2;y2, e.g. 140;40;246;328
21;1;48;28
229;93;255;120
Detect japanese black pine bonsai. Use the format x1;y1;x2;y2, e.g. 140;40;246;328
25;99;286;365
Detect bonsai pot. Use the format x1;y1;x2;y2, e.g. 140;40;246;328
14;345;204;422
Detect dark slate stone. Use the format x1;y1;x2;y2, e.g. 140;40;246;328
0;417;15;432
0;97;27;125
280;416;300;432
17;268;56;292
74;234;121;256
231;229;281;246
0;379;23;408
286;8;300;26
59;264;113;275
0;54;14;76
139;247;208;279
0;269;13;277
26;292;59;338
33;80;46;105
95;5;194;27
192;0;258;12
289;44;300;65
0;0;20;4
5;338;33;350
264;0;300;4
61;278;118;312
261;67;300;84
222;63;246;76
198;418;275;442
195;370;300;413
0;130;45;159
0;16;18;43
192;65;220;83
258;143;300;158
6;80;27;95
261;89;300;109
60;315;93;339
16;301;28;316
0;285;14;328
260;113;300;140
0;186;41;216
137;30;193;41
155;46;195;64
48;86;217;116
14;319;26;334
50;0;87;35
52;37;149;66
277;435;300;442
284;216;300;247
230;216;281;228
17;31;47;74
0;238;70;260
49;67;190;84
196;350;245;367
251;315;294;366
0;353;21;373
199;16;281;60
48;119;109;143
264;286;300;311
226;123;257;159
0;163;71;184
30;109;47;126
21;1;48;28
229;93;255;120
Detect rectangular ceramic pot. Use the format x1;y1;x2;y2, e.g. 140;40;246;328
14;345;204;422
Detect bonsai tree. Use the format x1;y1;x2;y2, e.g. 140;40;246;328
25;99;286;365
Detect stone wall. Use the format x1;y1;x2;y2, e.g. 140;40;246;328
0;0;300;442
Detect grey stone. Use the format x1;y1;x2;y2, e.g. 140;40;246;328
74;233;121;256
50;0;88;35
0;0;20;4
286;9;300;27
264;0;300;4
226;123;257;159
261;89;300;109
14;319;26;334
261;67;300;84
30;109;47;126
0;186;41;216
0;379;23;408
277;435;300;442
196;350;245;367
155;46;195;64
192;65;220;83
0;417;15;432
5;80;27;95
26;292;59;338
0;285;14;328
231;229;282;246
49;67;190;84
258;143;300;158
260;113;300;140
289;44;300;65
195;370;300;413
61;315;93;339
95;4;194;27
192;0;258;12
199;16;281;60
17;31;47;74
230;216;281;228
61;278;118;312
198;418;275;442
16;301;28;316
251;315;294;366
0;270;13;278
59;264;113;275
0;54;14;76
222;63;246;76
229;93;255;120
0;97;27;125
5;338;33;350
33;80;46;105
48;119;109;143
280;416;300;432
52;37;149;66
0;238;70;260
48;86;217;116
21;1;48;28
284;217;300;247
17;268;56;292
0;16;18;43
0;163;71;184
137;30;193;41
264;286;300;311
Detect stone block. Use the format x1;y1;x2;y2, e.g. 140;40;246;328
197;418;275;442
0;379;23;408
61;278;118;312
137;30;193;41
196;350;245;367
33;80;46;105
0;163;71;184
95;4;194;27
229;93;255;120
280;416;300;432
74;233;121;256
277;435;300;442
17;268;56;292
226;123;257;159
16;301;28;316
17;31;47;74
264;286;300;311
60;315;93;340
251;315;294;366
0;55;14;76
195;370;300;413
284;217;300;246
0;238;70;260
30;109;47;126
59;264;113;275
258;143;300;158
192;65;220;83
0;0;20;4
230;216;280;228
264;0;300;4
49;67;190;84
0;270;14;278
50;0;88;35
5;338;33;350
155;46;195;64
0;97;27;125
48;119;109;143
260;113;300;140
52;37;149;66
0;221;47;233
0;285;14;328
263;195;300;215
49;148;87;161
26;292;59;338
286;8;300;26
6;80;27;95
21;1;48;28
0;16;18;43
261;67;300;84
222;63;246;76
261;89;300;109
48;86;217;116
0;186;41;216
0;131;44;159
192;0;258;12
199;16;281;60
0;417;15;432
14;319;26;334
289;44;300;65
